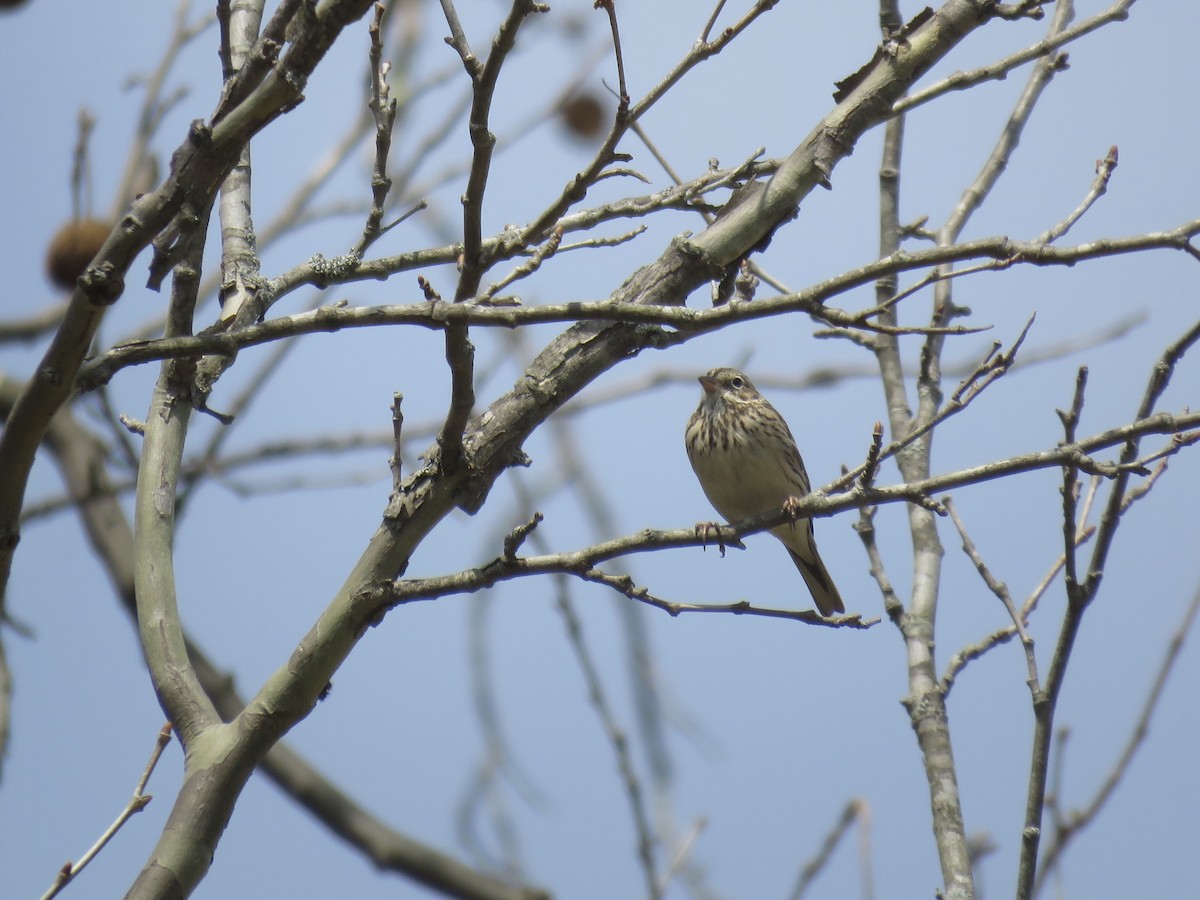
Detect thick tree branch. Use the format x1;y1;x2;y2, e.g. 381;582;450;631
228;2;1054;853
0;370;546;899
890;6;1075;894
132;209;218;745
0;0;377;613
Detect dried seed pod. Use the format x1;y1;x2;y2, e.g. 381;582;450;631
559;92;606;142
45;218;110;290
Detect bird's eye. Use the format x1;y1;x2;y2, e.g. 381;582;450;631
730;376;744;389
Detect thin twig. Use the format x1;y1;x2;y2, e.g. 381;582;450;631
70;109;96;221
375;549;878;628
788;798;863;899
389;393;405;495
111;0;215;217
854;504;904;625
519;0;778;244
832;318;1035;494
1017;319;1200;900
1033;584;1200;896
892;0;1135;117
698;0;729;44
176;332;299;513
0;302;70;344
554;585;661;897
655;817;707;897
945;497;1039;692
1036;145;1118;244
1084;318;1200;597
41;723;173;900
352;2;400;258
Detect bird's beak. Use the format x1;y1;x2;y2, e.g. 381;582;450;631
698;375;718;394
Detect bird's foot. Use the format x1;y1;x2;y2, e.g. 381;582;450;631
695;521;726;557
781;496;805;530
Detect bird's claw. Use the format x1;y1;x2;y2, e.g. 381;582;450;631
695;521;726;557
782;496;804;530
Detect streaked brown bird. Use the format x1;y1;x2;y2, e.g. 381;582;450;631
685;367;845;616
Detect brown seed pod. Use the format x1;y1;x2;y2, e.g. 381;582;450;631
559;92;606;142
45;218;111;290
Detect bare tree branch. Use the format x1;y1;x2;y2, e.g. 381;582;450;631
41;723;173;900
0;0;379;613
1033;583;1200;896
1016;317;1200;900
76;219;1200;390
788;798;866;900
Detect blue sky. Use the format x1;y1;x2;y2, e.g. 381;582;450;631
2;1;1198;898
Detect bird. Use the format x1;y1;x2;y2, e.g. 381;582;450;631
685;367;845;616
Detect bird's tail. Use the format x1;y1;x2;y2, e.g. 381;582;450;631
787;544;845;617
